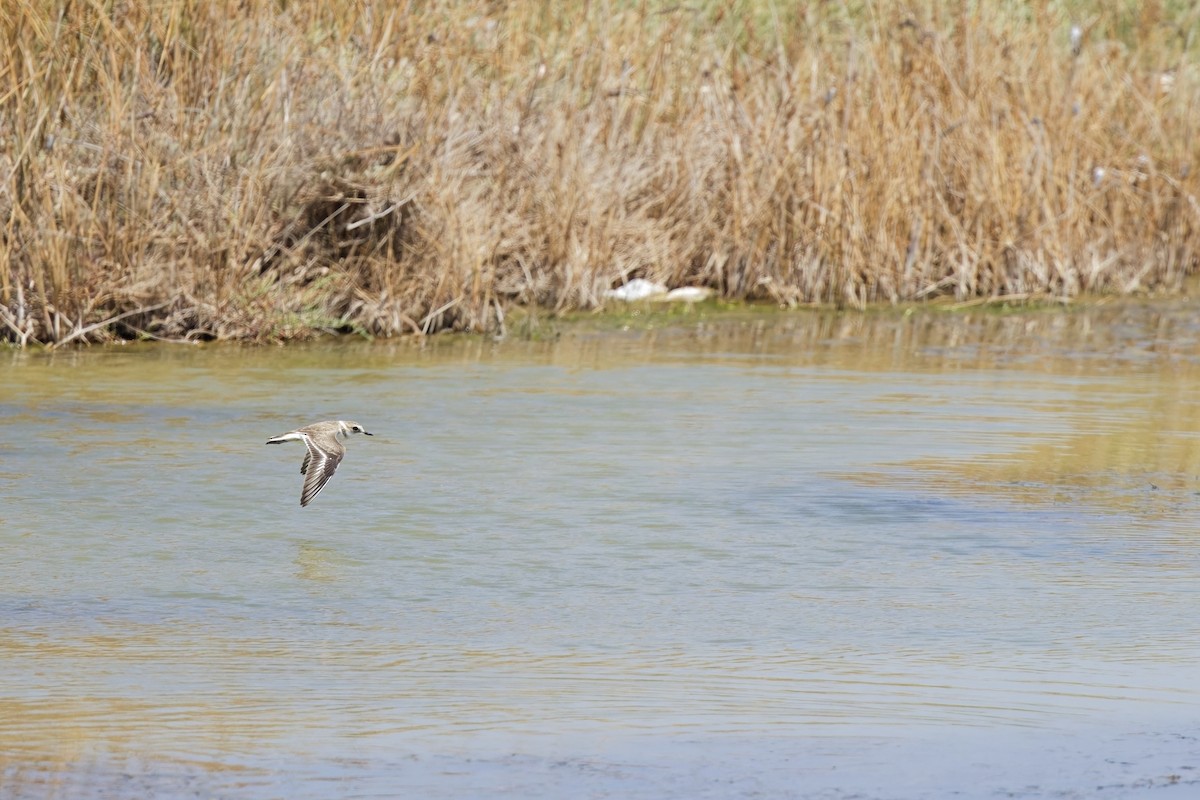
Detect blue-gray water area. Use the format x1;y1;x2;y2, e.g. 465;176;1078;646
3;303;1200;798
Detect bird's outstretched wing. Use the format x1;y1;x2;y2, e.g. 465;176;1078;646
299;436;344;507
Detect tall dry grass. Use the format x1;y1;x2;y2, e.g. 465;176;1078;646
1;0;1198;345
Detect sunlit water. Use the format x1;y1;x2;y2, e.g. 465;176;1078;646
3;304;1200;798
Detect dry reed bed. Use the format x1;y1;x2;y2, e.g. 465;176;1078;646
2;1;1198;345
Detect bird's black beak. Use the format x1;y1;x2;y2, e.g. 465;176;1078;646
363;431;374;436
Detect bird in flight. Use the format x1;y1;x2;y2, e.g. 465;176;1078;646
266;420;373;507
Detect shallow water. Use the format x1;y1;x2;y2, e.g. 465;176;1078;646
3;303;1200;798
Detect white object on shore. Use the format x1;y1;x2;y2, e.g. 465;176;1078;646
603;278;668;301
603;280;713;303
656;286;714;303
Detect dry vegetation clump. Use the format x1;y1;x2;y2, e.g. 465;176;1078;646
2;0;1198;345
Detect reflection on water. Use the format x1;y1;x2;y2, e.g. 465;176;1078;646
3;301;1200;798
293;542;352;583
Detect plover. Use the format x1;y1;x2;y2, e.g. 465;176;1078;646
266;420;373;507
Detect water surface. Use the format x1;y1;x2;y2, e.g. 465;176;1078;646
3;303;1200;798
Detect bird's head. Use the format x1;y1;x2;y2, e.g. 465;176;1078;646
339;420;374;438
